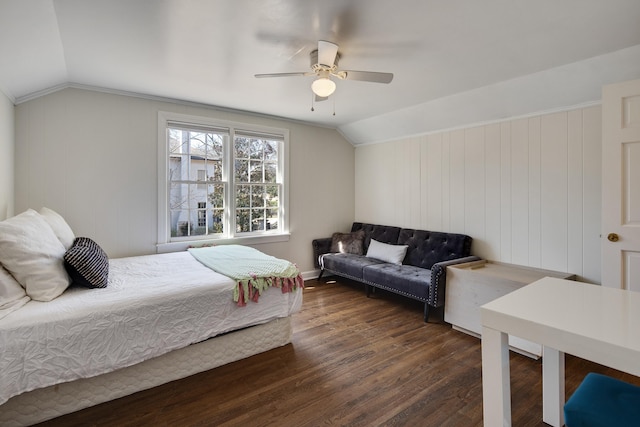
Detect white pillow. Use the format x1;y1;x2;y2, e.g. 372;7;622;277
39;207;75;250
0;209;70;301
366;239;408;265
0;265;30;320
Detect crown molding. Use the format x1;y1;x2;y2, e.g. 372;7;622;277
14;82;340;134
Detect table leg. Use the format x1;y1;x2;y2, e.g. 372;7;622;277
542;346;565;427
482;326;511;426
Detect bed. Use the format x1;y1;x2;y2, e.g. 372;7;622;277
0;211;303;426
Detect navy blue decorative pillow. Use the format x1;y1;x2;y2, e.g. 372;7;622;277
63;237;109;288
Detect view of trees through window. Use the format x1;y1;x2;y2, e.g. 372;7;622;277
167;123;282;240
234;136;279;233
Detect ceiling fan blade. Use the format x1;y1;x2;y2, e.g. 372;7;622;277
254;72;313;78
317;40;339;66
339;70;394;83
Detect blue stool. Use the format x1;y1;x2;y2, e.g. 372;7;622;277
564;372;640;427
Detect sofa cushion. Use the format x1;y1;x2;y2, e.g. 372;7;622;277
330;230;365;255
398;228;472;269
321;253;385;280
351;223;401;251
362;263;431;301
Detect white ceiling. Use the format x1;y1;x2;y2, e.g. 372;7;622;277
1;0;640;144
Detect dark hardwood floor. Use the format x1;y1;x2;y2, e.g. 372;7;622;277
35;278;640;427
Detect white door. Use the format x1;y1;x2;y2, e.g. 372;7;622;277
602;79;640;290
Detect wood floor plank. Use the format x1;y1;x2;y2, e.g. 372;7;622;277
33;278;640;427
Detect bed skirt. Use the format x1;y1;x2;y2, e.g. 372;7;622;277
0;316;292;427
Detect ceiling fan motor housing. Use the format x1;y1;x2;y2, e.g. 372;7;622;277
311;49;340;72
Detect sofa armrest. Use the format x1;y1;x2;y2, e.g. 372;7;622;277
312;237;333;268
429;256;483;308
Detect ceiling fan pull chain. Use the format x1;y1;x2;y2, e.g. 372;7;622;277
311;93;315;112
333;98;336;116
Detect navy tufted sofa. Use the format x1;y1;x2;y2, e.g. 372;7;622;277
312;222;480;322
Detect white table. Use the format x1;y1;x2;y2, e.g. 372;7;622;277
480;277;640;426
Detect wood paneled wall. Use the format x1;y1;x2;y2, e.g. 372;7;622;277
355;106;602;283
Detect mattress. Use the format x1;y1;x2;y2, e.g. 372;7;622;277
0;251;302;406
0;316;293;427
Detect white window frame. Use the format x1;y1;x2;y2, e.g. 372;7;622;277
157;111;290;253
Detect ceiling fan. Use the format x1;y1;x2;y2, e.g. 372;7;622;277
255;40;393;99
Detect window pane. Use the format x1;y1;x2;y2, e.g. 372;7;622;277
250;139;263;159
235;137;250;158
264;140;278;161
250;160;263;183
190;184;207;206
236;184;250;208
266;208;279;230
235;159;249;182
171;210;190;237
191;224;207;236
190;132;208;157
208;159;222;181
266;184;279;207
251;209;265;231
236;209;250;232
169;130;188;155
264;163;276;183
211;209;224;234
169;155;189;181
170;183;190;209
190;158;206;181
208;184;224;209
196;169;206;189
208;134;224;159
251;185;265;208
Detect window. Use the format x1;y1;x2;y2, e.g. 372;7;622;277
167;124;225;238
157;112;289;248
234;133;280;233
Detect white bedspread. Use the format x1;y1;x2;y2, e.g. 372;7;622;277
0;251;302;405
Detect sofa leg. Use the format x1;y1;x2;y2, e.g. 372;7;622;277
365;285;377;297
424;303;430;323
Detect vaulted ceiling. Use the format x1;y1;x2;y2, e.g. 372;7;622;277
1;0;640;144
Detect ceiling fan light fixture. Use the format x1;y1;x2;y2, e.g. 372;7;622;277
311;77;336;97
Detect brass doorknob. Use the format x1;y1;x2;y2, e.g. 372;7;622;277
607;233;619;242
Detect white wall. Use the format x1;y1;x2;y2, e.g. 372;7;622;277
355;106;602;283
14;88;355;274
0;90;14;221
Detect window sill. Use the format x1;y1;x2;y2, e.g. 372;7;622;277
156;233;291;254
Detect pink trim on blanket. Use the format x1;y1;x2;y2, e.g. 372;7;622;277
236;273;305;307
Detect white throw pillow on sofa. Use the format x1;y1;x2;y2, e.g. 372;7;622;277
0;265;30;320
39;207;75;250
366;239;408;265
0;209;70;301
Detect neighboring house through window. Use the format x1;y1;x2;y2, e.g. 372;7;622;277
157;112;289;250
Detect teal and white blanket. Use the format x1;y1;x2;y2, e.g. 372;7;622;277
188;245;304;306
